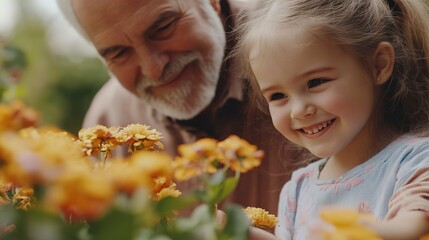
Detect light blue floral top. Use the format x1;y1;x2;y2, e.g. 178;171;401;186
275;135;429;240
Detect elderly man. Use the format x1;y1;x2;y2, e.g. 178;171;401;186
58;0;306;214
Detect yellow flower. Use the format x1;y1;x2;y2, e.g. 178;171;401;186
13;187;34;210
100;158;151;195
78;125;120;159
0;101;39;132
0;130;92;186
319;208;381;240
0;195;9;206
128;151;174;192
153;177;181;200
115;124;164;153
243;207;278;229
217;135;264;173
173;138;219;181
44;167;115;221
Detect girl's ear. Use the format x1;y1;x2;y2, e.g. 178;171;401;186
210;0;221;15
373;41;395;85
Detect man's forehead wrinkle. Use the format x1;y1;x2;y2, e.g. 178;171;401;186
73;0;154;35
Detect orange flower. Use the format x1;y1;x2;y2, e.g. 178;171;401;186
115;124;164;153
153;177;181;200
243;207;278;229
0;101;39;132
0;130;91;186
101;158;151;195
128;151;174;192
44;167;115;221
217;135;264;173
78;125;120;159
13;187;34;210
173;138;219;181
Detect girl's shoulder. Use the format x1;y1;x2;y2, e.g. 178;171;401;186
386;135;429;186
391;135;429;156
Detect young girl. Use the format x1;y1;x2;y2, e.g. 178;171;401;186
233;0;429;239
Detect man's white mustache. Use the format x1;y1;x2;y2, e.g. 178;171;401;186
141;52;200;89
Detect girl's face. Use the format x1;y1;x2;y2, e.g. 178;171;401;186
249;28;376;160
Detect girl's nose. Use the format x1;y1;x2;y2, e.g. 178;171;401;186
290;100;316;119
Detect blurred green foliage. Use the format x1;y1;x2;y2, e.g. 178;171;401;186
2;1;108;135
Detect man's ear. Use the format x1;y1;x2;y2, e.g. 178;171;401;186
210;0;221;15
373;41;395;85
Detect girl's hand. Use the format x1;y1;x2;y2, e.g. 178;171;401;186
249;227;279;240
363;211;429;240
216;210;279;240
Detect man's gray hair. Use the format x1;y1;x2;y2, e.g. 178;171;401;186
56;0;90;41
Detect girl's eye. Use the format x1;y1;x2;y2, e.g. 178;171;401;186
269;92;286;101
307;79;328;88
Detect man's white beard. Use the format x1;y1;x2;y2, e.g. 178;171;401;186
136;47;225;120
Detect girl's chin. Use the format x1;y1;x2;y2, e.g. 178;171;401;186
307;149;332;159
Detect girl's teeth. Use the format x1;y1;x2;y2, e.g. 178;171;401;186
303;120;332;135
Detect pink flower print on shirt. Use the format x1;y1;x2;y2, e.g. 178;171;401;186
320;177;364;193
320;180;341;193
297;169;317;182
320;182;339;193
344;177;364;191
363;163;376;173
288;199;297;212
358;201;372;214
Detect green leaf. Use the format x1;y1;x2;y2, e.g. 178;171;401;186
218;204;251;240
1;45;27;71
208;170;226;185
156;194;198;216
1;207;79;240
88;207;137;240
169;205;217;240
208;177;238;204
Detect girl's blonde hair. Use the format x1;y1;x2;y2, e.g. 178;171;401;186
233;0;429;135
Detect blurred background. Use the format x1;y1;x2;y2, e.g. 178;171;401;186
0;0;109;135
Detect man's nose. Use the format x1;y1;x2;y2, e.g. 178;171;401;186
135;44;169;80
290;99;316;119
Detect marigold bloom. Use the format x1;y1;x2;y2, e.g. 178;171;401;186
12;186;34;210
115;124;164;153
0;131;92;186
0;195;8;206
78;125;120;159
319;208;381;240
0;101;39;132
243;207;278;229
44;168;115;221
173;138;219;181
153;177;181;200
217;135;264;173
128;151;174;191
100;158;151;195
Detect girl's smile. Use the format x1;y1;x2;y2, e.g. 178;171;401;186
250;27;376;161
299;118;335;137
